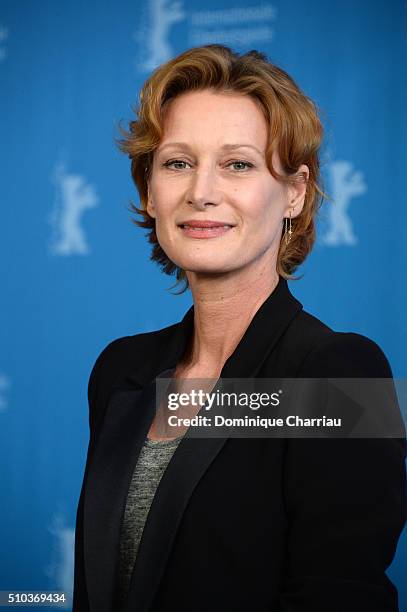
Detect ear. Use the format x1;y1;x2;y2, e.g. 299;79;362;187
285;164;309;219
146;182;156;219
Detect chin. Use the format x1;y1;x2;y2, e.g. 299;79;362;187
162;242;244;273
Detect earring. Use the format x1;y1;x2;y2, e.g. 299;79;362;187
284;206;294;245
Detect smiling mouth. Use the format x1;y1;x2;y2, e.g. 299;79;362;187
179;224;233;229
177;224;235;238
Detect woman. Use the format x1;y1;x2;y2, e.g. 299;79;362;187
73;45;406;612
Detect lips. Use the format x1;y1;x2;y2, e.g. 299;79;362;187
178;220;235;228
177;220;235;239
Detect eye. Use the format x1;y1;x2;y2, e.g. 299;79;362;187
227;160;255;171
162;159;191;170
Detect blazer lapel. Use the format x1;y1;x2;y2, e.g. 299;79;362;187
83;381;156;612
84;277;303;612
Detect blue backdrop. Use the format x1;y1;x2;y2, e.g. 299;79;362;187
1;0;406;609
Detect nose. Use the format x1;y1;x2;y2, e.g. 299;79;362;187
186;164;222;209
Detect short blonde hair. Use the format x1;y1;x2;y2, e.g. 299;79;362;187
118;44;326;293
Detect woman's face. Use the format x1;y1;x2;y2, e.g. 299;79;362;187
147;89;308;278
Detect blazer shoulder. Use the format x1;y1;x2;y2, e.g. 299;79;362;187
297;329;393;378
87;323;178;419
90;326;171;375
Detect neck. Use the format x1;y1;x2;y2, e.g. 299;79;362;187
179;260;280;376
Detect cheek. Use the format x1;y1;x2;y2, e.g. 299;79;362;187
152;187;177;222
244;183;286;225
151;190;180;249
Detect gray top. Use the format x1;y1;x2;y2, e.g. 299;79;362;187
118;433;184;603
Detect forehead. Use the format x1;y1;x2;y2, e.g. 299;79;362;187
160;89;269;150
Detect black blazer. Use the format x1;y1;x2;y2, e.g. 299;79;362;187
73;277;406;612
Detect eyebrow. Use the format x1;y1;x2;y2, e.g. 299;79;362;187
157;142;264;156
